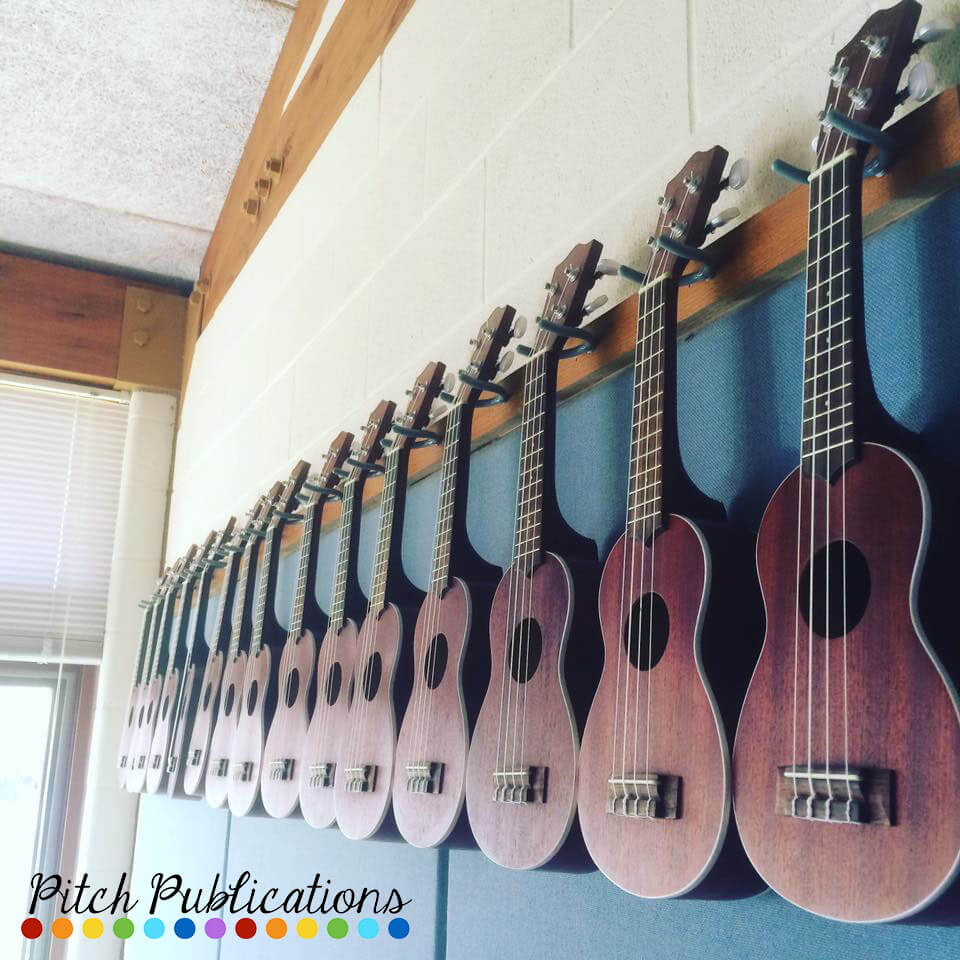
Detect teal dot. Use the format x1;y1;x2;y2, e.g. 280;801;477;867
358;918;379;939
144;918;165;939
174;918;195;939
388;917;409;939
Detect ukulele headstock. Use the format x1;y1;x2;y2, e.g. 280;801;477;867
457;307;517;404
301;432;354;507
391;362;447;451
191;530;219;574
533;241;603;354
646;147;730;284
814;1;921;161
272;460;311;523
348;400;396;480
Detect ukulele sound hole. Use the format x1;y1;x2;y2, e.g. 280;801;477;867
285;670;300;708
509;619;543;684
128;705;135;725
799;540;871;639
362;653;382;701
624;593;670;671
347;675;355;708
223;685;235;716
424;634;448;690
161;696;169;720
202;683;212;711
245;680;259;716
325;663;342;706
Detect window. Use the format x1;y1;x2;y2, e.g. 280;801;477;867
0;374;129;663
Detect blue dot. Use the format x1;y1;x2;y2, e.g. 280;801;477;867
144;918;165;939
358;918;379;939
388;917;409;939
174;918;196;939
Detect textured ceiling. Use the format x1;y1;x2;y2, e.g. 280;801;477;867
0;0;295;282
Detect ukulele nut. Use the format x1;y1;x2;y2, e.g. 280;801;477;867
344;764;378;793
607;773;681;819
492;766;547;804
405;761;444;795
308;762;336;788
776;765;893;825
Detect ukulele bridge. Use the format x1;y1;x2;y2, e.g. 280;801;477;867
344;764;378;793
210;757;229;778
166;752;179;774
268;758;296;782
119;754;128;770
231;760;255;783
189;749;203;768
405;761;444;795
492;766;547;804
776;765;893;825
607;773;680;819
308;762;336;788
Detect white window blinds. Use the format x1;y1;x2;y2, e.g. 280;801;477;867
0;375;129;663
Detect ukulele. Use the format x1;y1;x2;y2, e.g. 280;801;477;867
127;547;197;793
335;362;446;841
578;149;749;897
145;531;220;794
733;0;960;922
465;241;605;869
183;502;264;797
261;435;353;818
393;309;518;848
206;487;281;809
299;403;395;830
163;522;237;798
117;569;169;787
228;462;310;816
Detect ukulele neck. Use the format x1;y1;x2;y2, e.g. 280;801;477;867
330;479;363;630
132;603;155;686
626;276;676;540
288;500;319;639
368;447;409;614
210;550;240;654
429;402;469;593
801;150;861;481
227;539;259;661
248;522;283;656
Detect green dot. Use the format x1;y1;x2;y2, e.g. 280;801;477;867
327;918;348;939
113;918;135;939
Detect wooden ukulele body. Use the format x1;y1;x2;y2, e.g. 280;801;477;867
393;577;472;847
228;644;274;816
183;649;224;796
299;620;358;828
261;629;316;818
579;518;730;897
334;604;403;840
166;660;201;798
127;675;161;793
117;684;141;788
734;442;960;922
466;552;578;869
205;651;246;808
144;665;180;793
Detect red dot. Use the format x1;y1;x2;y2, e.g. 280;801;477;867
235;918;257;939
21;918;43;940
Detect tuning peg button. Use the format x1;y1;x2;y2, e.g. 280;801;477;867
906;60;936;103
721;157;750;191
596;258;622;276
583;295;608;317
442;371;456;395
704;207;741;235
510;315;527;339
498;350;515;374
914;17;954;49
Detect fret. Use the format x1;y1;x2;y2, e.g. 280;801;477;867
227;540;257;661
804;337;852;364
368;449;402;613
512;351;549;568
804;315;849;343
288;500;317;639
248;522;281;657
802;438;854;460
330;480;359;628
802;358;851;385
805;266;852;295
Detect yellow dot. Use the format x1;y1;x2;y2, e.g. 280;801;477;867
296;917;318;939
51;918;74;939
82;918;104;939
266;918;287;939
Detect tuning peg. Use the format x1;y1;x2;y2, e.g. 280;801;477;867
582;295;608;316
510;315;527;339
704;207;741;235
498;350;515;373
596;258;621;276
913;16;954;50
897;60;937;104
441;371;456;394
720;157;750;191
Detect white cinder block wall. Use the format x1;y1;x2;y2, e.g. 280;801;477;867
167;0;960;555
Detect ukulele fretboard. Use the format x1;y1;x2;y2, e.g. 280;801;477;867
429;402;466;592
513;351;549;572
330;479;359;629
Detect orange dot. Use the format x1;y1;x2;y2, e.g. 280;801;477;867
51;918;74;939
265;918;287;939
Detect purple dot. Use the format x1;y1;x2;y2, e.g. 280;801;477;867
204;918;226;939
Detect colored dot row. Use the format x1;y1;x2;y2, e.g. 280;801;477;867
22;915;409;940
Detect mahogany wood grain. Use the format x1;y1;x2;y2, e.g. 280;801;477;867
299;619;360;829
334;604;404;840
579;520;730;897
465;553;579;870
393;578;472;848
733;443;960;922
183;650;226;796
261;628;317;818
205;651;247;809
228;645;275;816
